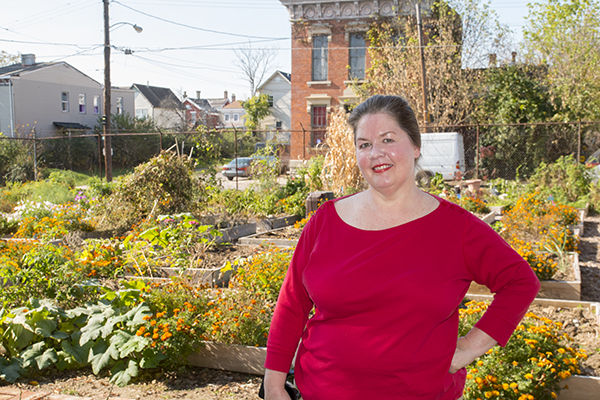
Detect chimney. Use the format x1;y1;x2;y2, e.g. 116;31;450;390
196;90;201;99
183;91;187;98
224;90;228;99
511;51;517;64
488;53;497;67
232;93;236;102
21;54;36;66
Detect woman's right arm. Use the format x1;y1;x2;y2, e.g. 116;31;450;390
264;369;292;400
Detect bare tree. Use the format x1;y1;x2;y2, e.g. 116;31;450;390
233;41;279;96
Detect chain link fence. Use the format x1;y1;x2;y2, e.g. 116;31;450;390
2;122;600;183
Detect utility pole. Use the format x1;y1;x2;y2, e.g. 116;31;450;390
416;4;429;127
103;0;113;182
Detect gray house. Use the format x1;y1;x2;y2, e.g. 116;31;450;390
0;54;133;138
131;83;185;131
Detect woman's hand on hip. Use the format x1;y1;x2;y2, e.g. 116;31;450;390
450;327;497;374
264;369;293;400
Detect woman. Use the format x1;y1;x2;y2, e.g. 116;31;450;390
263;95;540;400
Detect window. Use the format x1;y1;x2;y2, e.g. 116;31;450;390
93;95;100;114
116;97;123;115
276;121;282;129
267;94;274;107
349;33;366;80
61;92;69;112
78;94;86;113
224;114;230;122
311;106;327;146
312;35;328;81
233;114;239;122
136;109;148;119
190;111;197;124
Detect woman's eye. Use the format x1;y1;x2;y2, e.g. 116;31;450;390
358;142;370;149
383;138;394;143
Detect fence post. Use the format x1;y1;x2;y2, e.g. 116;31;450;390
33;127;38;181
300;123;306;160
233;125;238;191
578;120;582;163
475;125;480;180
97;132;103;180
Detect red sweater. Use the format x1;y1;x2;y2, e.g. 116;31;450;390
265;196;540;400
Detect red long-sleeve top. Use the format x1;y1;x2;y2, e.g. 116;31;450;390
265;196;540;399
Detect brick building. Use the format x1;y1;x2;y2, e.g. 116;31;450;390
279;0;432;161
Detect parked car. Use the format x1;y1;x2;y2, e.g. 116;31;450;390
416;132;466;186
222;157;253;180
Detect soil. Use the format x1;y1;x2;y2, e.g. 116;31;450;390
2;216;600;399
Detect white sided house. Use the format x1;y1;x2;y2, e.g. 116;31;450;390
131;83;185;131
0;54;132;138
257;71;291;141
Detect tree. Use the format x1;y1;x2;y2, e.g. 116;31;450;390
0;51;19;67
522;0;600;121
242;94;271;133
233;41;278;96
356;0;512;126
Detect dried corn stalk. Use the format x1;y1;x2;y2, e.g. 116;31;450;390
321;106;366;195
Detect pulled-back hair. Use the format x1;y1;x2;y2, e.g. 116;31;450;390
347;95;421;149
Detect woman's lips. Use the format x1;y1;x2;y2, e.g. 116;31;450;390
373;164;392;173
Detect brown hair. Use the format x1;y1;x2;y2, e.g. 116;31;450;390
347;95;421;149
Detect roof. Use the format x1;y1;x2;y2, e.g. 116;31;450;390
183;97;212;110
132;84;183;109
222;100;244;110
257;70;291;92
0;61;101;85
53;122;91;130
0;62;55;77
206;97;229;109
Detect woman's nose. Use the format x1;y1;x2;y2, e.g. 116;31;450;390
369;142;384;158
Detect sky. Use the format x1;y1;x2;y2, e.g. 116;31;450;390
1;0;530;101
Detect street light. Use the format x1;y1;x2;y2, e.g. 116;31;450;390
103;0;142;182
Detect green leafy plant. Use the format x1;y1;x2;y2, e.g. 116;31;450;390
460;300;587;400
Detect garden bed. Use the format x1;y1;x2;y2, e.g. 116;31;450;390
468;252;581;300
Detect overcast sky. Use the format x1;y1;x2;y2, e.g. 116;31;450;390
1;0;529;101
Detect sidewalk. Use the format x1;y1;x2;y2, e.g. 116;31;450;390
0;388;132;400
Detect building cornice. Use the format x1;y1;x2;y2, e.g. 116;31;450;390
280;1;429;21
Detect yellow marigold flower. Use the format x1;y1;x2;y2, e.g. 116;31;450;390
510;383;518;389
525;373;534;380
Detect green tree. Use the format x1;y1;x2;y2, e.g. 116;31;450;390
476;64;557;178
522;0;600;120
242;94;271;133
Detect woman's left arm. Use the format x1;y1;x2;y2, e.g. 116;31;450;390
450;327;496;374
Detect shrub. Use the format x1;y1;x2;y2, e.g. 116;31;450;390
95;151;196;230
14;202;95;240
529;155;591;207
460;300;588;400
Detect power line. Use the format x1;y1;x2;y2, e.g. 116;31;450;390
112;0;289;40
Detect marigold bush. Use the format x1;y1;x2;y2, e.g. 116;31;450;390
460;300;587;400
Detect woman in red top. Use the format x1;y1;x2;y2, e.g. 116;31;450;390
263;95;540;399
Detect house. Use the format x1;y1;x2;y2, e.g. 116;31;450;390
206;90;231;110
0;54;133;138
221;100;246;129
278;0;433;160
257;70;291;143
131;83;185;131
182;91;222;129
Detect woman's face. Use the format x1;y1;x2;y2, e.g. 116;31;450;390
355;112;420;195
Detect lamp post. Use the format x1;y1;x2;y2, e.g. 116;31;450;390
103;0;142;182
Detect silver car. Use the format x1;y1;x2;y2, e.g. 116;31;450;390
222;157;253;180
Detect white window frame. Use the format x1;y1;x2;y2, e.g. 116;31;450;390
79;94;86;114
116;97;123;115
61;92;69;112
224;114;230;122
233;114;239;122
93;95;100;114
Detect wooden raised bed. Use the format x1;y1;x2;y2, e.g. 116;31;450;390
468;252;581;301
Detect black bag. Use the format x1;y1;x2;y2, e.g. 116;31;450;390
258;370;300;399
